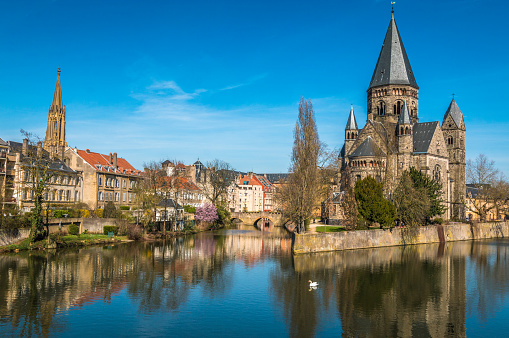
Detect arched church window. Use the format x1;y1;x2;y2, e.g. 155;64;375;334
405;127;409;134
433;164;441;182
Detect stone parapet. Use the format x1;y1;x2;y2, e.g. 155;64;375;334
292;222;509;254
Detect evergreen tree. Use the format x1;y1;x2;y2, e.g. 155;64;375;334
408;167;446;221
354;176;395;227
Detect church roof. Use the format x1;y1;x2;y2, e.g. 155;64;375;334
339;144;345;159
369;14;418;89
443;98;464;128
397;100;412;125
52;68;63;107
345;106;358;130
413;122;439;153
349;136;385;158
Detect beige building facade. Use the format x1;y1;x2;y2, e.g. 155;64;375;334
64;148;141;210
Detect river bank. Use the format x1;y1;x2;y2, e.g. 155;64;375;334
292;221;509;254
0;228;204;253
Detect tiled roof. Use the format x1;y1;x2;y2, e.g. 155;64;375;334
397;100;412;125
260;173;289;184
443;98;465;129
75;149;141;175
158;176;201;191
157;198;183;209
238;174;263;186
369;14;418;89
349;136;385;158
345;106;358;130
413;122;439;153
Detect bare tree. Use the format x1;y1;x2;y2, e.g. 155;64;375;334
466;154;500;221
340;167;359;230
200;159;236;207
279;97;321;233
19;130;54;242
134;161;164;228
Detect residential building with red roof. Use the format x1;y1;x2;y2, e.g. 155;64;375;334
157;176;205;207
229;173;265;212
64;147;142;209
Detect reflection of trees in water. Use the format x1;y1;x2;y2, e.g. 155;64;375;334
467;240;509;322
0;246;139;337
337;247;466;337
269;255;336;338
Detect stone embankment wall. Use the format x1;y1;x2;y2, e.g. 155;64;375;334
292;222;509;254
0;228;31;246
0;218;120;246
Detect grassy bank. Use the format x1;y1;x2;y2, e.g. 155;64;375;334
0;234;127;253
315;226;346;233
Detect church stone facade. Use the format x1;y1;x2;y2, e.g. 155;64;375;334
339;13;466;220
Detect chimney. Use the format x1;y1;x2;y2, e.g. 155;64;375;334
113;152;117;168
22;138;28;156
86;149;90;153
37;141;43;158
108;152;112;164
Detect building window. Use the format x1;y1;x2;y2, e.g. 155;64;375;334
433;164;441;182
123;192;126;202
98;177;103;186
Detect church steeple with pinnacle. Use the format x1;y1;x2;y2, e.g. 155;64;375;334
44;68;67;160
367;12;420;124
344;106;359;155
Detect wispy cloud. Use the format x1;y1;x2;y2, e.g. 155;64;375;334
219;73;268;91
68;79;297;172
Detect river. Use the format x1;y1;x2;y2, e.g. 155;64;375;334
1;224;509;337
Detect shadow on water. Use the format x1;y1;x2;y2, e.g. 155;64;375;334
1;233;509;336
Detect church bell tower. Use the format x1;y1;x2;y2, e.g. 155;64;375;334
367;12;419;125
44;68;67;160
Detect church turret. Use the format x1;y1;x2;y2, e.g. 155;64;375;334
367;13;419;124
396;99;413;152
442;97;466;219
344;106;358;155
44;68;67;160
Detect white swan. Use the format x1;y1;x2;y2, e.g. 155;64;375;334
308;280;318;287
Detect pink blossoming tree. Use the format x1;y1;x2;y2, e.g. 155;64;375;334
195;204;218;225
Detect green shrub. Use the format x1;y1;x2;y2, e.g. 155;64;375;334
53;210;69;218
184;205;196;214
68;223;79;235
103;201;119;218
120;206;130;211
434;217;444;225
103;225;119;235
95;209;104;218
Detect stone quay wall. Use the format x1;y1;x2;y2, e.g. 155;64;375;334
0;218;120;246
292;222;509;254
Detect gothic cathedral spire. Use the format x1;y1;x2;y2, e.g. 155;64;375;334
44;68;67;160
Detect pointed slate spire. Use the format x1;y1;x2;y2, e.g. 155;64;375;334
443;98;465;129
369;14;418;89
345;106;358;130
397;99;412;125
52;68;62;107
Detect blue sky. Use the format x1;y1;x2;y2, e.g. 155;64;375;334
1;0;508;175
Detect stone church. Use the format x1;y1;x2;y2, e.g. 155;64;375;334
339;13;466;220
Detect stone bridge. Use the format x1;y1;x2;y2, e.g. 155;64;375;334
231;211;287;228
